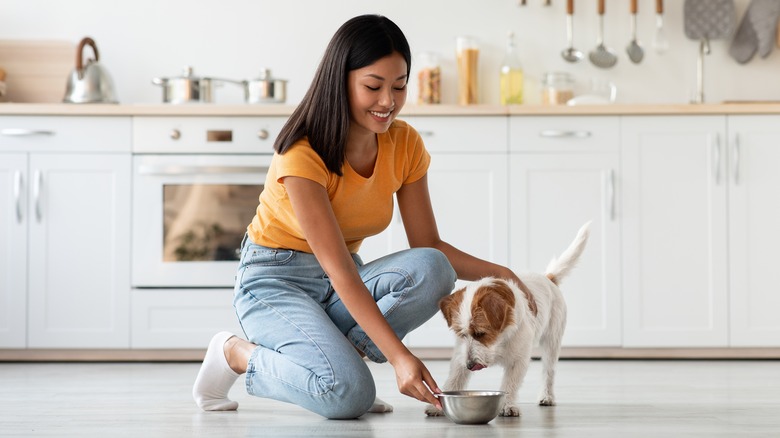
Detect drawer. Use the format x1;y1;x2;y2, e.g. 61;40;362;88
510;116;619;153
133;116;287;154
0;116;131;153
131;289;243;348
401;116;507;153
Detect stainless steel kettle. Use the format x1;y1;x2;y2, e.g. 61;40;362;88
63;37;118;104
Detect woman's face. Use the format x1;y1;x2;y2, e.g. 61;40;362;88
347;51;408;136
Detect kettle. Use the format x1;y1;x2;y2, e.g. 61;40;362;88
63;37;118;104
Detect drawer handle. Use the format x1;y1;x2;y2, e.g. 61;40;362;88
170;129;181;140
138;165;269;176
539;129;591;138
1;128;55;137
257;129;269;140
417;130;435;137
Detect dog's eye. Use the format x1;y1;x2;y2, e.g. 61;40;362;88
473;332;485;339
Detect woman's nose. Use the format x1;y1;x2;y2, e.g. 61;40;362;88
378;88;394;107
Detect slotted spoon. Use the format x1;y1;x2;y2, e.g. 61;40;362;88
589;0;618;68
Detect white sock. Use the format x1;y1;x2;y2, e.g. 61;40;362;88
368;397;394;413
192;331;241;411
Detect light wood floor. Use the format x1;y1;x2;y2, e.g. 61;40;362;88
1;359;779;437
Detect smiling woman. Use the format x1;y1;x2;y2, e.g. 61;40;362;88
192;13;530;421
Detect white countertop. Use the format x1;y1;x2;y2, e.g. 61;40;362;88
3;103;780;116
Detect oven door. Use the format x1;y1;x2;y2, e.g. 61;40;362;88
132;154;270;288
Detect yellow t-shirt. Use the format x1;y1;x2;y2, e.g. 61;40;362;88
247;119;431;253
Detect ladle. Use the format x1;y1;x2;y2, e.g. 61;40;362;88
626;0;645;63
561;0;583;63
588;0;618;69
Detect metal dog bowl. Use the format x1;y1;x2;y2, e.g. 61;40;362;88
437;390;506;424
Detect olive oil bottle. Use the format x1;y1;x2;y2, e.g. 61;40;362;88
500;32;524;105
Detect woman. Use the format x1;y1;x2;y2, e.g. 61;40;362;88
192;14;529;419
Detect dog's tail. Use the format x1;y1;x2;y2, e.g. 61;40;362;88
545;221;591;285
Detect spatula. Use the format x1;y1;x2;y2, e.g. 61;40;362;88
589;0;618;68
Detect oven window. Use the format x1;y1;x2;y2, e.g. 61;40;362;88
163;184;262;261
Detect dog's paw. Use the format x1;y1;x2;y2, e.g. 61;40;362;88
500;403;521;417
538;396;556;406
424;404;444;417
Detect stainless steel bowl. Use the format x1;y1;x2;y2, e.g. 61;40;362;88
437;390;506;424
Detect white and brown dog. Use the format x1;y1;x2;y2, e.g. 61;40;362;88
426;222;590;417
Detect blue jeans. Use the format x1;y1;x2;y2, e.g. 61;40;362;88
233;236;456;419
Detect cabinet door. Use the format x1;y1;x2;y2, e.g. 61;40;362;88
0;154;27;347
27;154;131;348
621;116;728;347
403;153;509;348
510;154;621;347
728;116;780;346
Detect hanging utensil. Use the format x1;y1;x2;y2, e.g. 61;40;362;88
684;0;736;103
653;0;670;53
626;0;644;63
589;0;618;68
561;0;583;62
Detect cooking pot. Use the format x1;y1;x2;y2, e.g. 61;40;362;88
152;66;224;104
63;37;118;104
243;68;287;104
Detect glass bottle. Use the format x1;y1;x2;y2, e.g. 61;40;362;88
499;32;524;105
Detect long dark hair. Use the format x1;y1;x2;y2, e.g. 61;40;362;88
273;14;412;176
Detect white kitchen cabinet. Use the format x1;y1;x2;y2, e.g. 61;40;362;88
361;117;509;348
509;116;622;347
621;116;729;347
0;154;27;347
727;116;780;347
0;116;132;349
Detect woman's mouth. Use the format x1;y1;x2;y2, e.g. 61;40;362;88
370;109;393;119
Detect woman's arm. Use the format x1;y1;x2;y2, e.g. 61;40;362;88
283;175;441;408
396;175;522;284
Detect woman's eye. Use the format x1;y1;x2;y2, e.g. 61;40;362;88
365;86;380;91
393;85;407;91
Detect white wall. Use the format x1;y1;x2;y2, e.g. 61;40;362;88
1;0;777;105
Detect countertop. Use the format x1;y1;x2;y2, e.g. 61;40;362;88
4;103;780;116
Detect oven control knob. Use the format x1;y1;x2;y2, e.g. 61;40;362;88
257;129;269;140
170;129;181;140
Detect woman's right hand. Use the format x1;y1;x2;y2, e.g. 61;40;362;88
390;351;442;409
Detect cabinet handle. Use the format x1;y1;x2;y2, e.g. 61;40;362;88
137;165;269;175
1;128;55;137
732;134;741;185
13;171;23;223
606;169;615;221
417;130;435;137
539;130;591;138
257;129;269;140
711;134;721;185
33;170;42;222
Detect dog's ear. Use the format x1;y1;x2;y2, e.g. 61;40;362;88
473;281;516;333
439;288;465;328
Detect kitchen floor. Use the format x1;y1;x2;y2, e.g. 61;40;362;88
1;359;779;437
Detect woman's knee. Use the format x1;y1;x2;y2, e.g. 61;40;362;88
411;247;456;299
318;370;376;419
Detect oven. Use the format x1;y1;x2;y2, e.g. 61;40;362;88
131;117;284;288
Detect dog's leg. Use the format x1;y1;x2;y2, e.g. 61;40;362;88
424;345;472;416
499;342;532;417
538;302;566;406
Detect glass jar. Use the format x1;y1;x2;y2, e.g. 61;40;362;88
541;72;574;105
417;52;441;104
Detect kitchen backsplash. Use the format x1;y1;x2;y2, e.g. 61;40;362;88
1;0;778;105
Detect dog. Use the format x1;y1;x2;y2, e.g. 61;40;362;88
425;222;590;417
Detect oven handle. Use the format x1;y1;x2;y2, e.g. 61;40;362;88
137;165;270;175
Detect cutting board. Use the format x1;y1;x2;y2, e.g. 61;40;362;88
0;40;74;103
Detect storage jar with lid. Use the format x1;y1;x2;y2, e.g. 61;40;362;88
541;72;574;105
